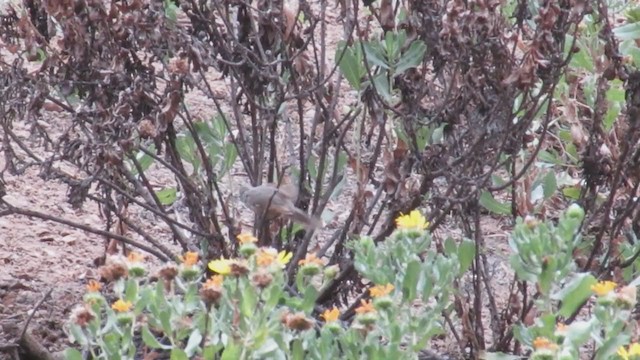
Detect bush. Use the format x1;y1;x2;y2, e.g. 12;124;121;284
65;211;473;359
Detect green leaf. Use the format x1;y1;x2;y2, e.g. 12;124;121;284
170;348;189;360
102;332;121;356
443;237;456;256
141;325;171;349
372;73;392;102
564;320;593;347
562;186;581;200
221;340;242;360
203;344;224;359
240;286;258;318
395;40;426;74
603;103;620;132
301;285;319;313
64;348;83;360
537;150;561;165
292;339;305;360
363;42;389;69
221;143;238;176
184;329;202;356
458;239;476;273
613;22;640;41
336;42;364;90
156;187;178;206
553;273;597;317
68;324;88;346
595;334;631;360
130;146;156;176
159;309;172;336
511;323;532;346
255;338;280;356
402;260;421;301
124;279;139;303
479;191;511;215
542;171;557;199
385;31;399;62
164;0;178;22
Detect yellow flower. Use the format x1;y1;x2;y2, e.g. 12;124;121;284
237;233;258;244
256;248;292;268
370;283;394;298
277;251;293;267
591;280;617;296
355;299;376;314
321;307;340;322
208;258;233;275
111;299;133;312
617;344;640;360
619;346;629;360
204;275;224;289
86;280;102;292
395;210;429;230
298;253;325;266
256;248;277;267
180;251;199;266
532;337;557;350
127;251;145;263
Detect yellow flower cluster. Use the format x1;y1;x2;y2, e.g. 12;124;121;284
370;283;394;297
395;210;429;230
180;251;199;266
532;337;558;351
618;343;640;360
355;299;375;314
111;299;133;312
237;233;258;244
591;280;616;296
321;307;340;323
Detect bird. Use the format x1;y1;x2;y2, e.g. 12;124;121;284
238;183;321;230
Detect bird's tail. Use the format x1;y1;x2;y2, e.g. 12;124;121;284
290;208;322;230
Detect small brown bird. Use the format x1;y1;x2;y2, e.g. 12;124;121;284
239;183;321;230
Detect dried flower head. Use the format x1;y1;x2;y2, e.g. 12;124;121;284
99;259;129;282
229;261;250;277
251;269;273;289
158;263;179;282
283;312;314;331
70;305;95;327
200;276;223;305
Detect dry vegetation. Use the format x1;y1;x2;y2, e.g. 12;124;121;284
1;0;640;358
